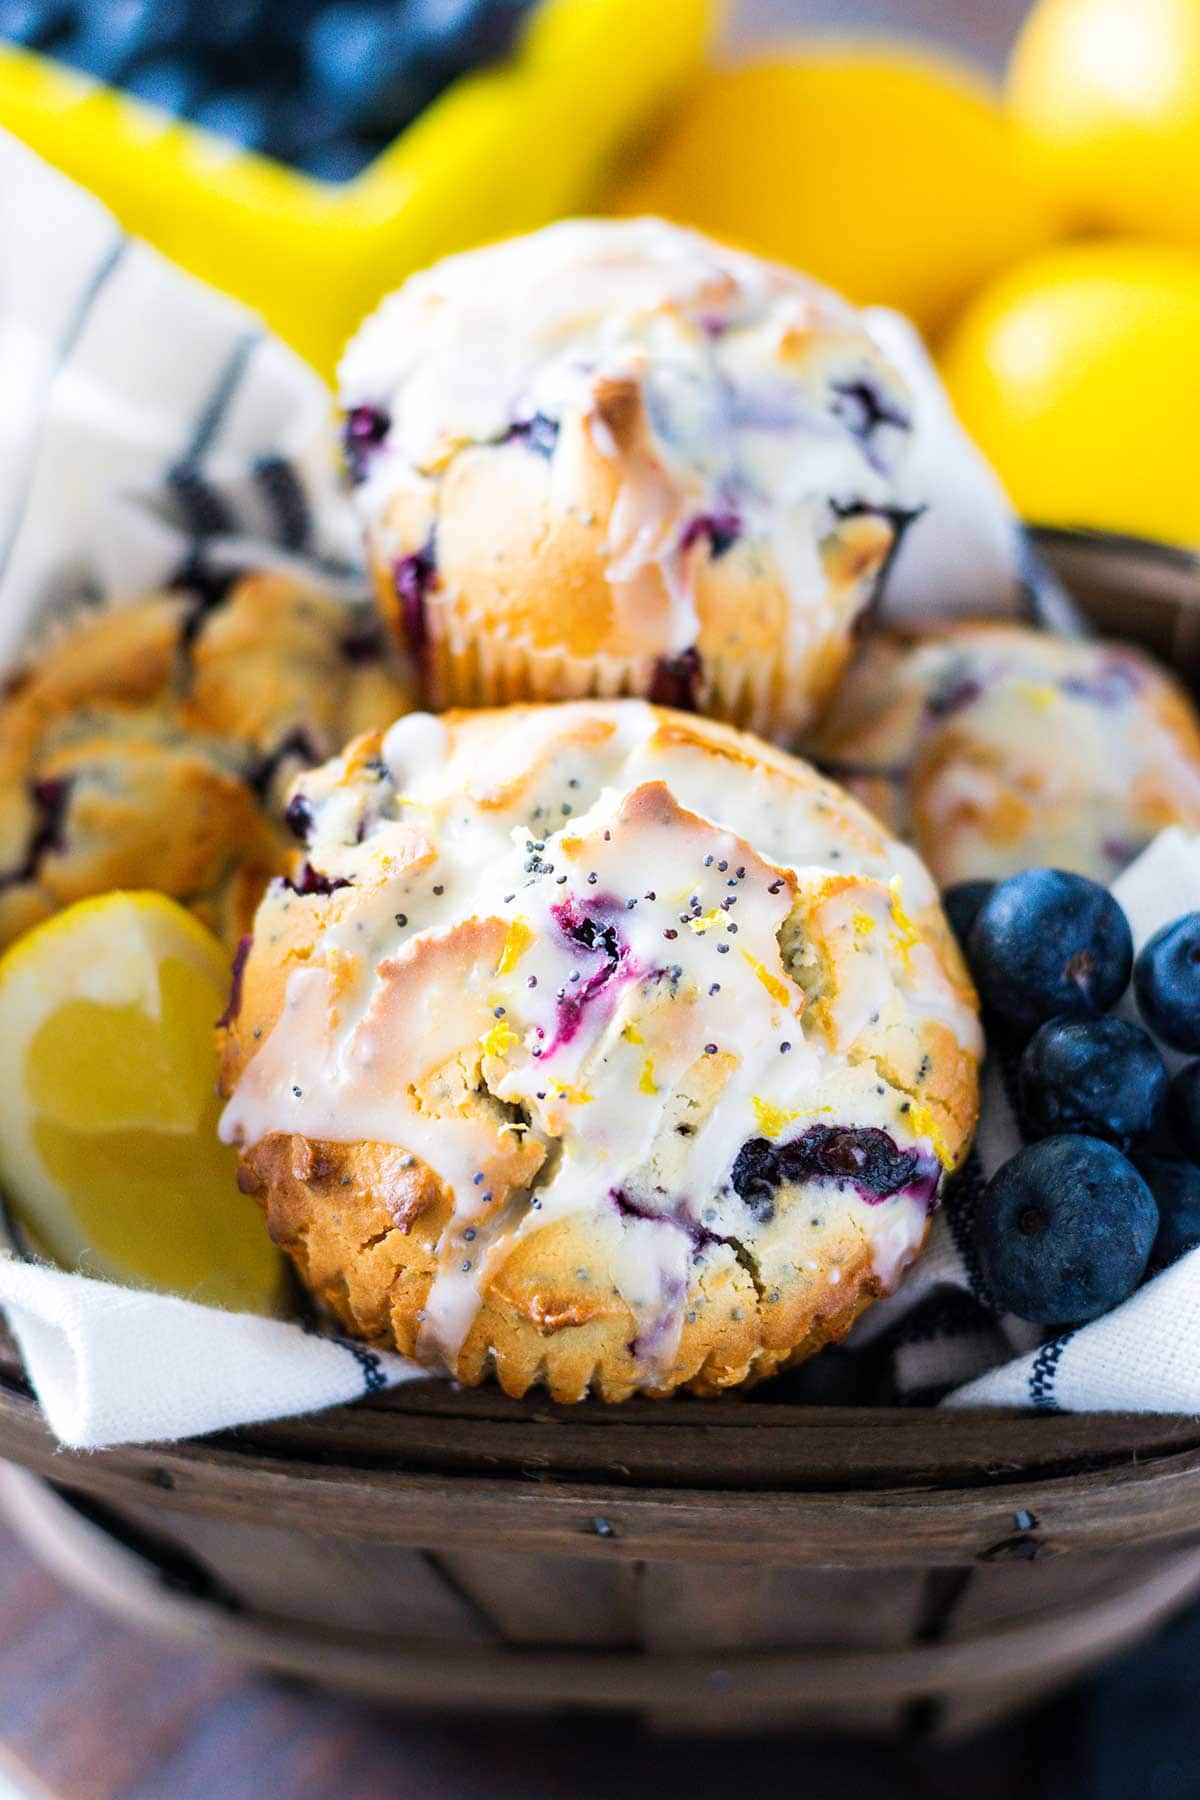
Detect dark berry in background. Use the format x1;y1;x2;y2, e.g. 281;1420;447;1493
1017;1016;1166;1150
1135;1153;1200;1275
942;878;994;954
975;1134;1158;1325
966;867;1133;1035
1167;1061;1200;1162
2;0;538;182
1133;911;1200;1054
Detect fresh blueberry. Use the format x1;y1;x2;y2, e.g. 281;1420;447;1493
1133;912;1200;1053
304;3;442;135
190;92;273;153
942;880;994;953
1018;1016;1166;1150
186;0;264;49
975;1135;1158;1324
1134;1153;1200;1273
305;3;402;97
122;55;202;116
1167;1061;1200;1162
966;868;1133;1034
293;134;378;182
406;0;526;73
57;0;187;80
0;0;71;49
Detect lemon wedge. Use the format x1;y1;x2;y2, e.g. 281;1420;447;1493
0;892;284;1313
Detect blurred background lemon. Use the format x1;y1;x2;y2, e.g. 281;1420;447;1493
940;241;1200;546
606;41;1060;337
1009;0;1200;243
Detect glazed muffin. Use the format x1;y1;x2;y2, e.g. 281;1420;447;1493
0;572;413;950
338;217;917;741
806;623;1200;887
219;701;980;1402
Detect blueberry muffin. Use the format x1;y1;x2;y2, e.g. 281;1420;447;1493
219;701;980;1401
338;217;917;742
806;623;1200;886
0;572;413;950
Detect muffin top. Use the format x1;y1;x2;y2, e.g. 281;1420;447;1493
807;623;1200;885
338;217;916;719
220;702;980;1398
0;572;413;948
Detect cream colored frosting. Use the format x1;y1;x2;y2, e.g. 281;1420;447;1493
339;217;917;661
221;703;979;1377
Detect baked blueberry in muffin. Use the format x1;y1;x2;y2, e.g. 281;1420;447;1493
338;217;918;741
219;701;980;1401
0;572;413;949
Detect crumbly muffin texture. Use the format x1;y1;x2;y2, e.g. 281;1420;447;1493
220;702;980;1402
338;217;917;741
0;572;413;949
805;623;1200;887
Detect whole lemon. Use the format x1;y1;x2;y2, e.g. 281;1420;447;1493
606;43;1059;336
1009;0;1200;242
941;242;1200;545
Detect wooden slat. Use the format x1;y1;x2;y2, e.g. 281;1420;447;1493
639;1565;925;1653
115;1505;496;1642
214;1401;1200;1494
435;1549;640;1646
7;1373;1200;1566
11;1470;1200;1717
946;1543;1187;1641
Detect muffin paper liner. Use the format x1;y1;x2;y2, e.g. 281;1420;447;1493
1;130;1188;1449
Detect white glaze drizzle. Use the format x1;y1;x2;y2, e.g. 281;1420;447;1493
340;217;917;663
221;703;979;1376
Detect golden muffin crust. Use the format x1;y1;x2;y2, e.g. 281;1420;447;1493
805;622;1200;887
338;217;916;742
220;701;980;1402
0;571;413;949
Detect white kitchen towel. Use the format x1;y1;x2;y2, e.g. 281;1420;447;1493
0;1258;425;1450
0;130;1139;1450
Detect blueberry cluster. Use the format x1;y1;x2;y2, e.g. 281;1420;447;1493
0;0;536;181
947;868;1200;1325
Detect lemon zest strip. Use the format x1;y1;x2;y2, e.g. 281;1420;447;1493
740;949;794;1008
497;918;534;975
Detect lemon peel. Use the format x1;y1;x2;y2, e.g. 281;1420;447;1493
479;1020;520;1059
0;892;284;1312
751;1095;805;1139
739;949;795;1009
497;918;534;974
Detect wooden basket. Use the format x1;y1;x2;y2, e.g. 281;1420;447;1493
4;527;1200;1741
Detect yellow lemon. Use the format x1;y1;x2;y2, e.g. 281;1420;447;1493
1009;0;1200;242
0;892;284;1312
940;241;1200;545
606;43;1059;336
